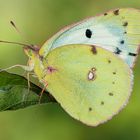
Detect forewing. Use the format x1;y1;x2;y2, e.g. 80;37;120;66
40;8;140;67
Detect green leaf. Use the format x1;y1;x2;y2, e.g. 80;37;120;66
0;71;56;111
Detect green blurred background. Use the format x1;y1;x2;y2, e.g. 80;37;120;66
0;0;140;140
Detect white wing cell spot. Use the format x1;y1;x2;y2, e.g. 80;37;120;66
88;67;96;81
88;71;95;80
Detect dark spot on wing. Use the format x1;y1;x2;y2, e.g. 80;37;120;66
91;45;97;54
85;29;92;38
89;107;92;111
109;92;114;96
128;52;137;56
108;59;111;63
101;101;104;105
120;40;124;44
124;31;127;34
112;81;115;84
113;72;116;75
104;13;108;16
123;22;128;27
114;47;122;54
113;9;119;15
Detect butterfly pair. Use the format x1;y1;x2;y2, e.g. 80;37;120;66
18;8;140;126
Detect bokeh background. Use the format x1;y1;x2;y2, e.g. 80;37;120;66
0;0;140;140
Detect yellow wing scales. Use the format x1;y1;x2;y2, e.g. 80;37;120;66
40;44;132;126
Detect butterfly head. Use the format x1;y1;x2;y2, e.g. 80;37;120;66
23;45;40;58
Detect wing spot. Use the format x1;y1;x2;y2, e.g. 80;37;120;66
101;101;104;105
88;67;96;81
124;31;127;34
113;72;116;75
108;59;111;63
114;47;122;54
128;52;137;56
109;92;114;96
85;29;92;38
91;45;97;54
123;22;128;27
104;13;108;16
120;40;125;44
113;9;119;15
89;107;92;111
112;81;115;84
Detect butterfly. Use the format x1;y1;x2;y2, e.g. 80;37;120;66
2;8;140;126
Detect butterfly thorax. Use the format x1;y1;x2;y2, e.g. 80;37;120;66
24;45;57;85
24;46;44;80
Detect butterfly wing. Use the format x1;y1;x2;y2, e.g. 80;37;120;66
40;8;140;68
42;44;133;126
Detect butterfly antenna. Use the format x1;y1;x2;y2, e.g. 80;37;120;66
0;21;39;51
0;40;31;47
10;21;21;34
10;20;30;44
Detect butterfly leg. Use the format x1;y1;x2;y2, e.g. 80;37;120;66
39;83;48;104
26;72;31;93
0;64;33;72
